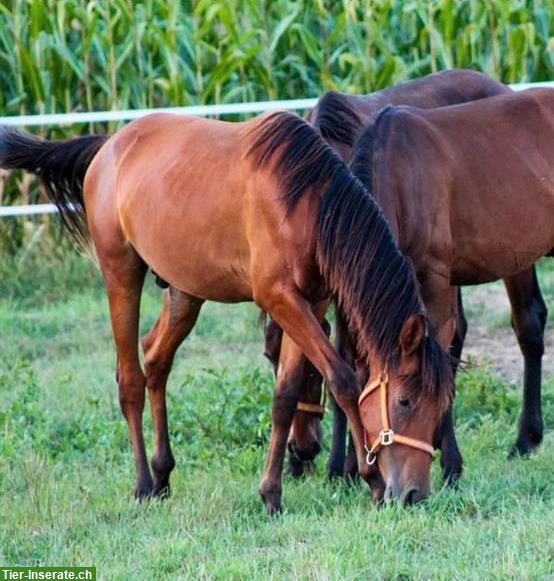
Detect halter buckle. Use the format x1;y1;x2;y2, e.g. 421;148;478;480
364;444;377;466
379;429;394;446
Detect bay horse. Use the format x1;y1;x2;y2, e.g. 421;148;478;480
306;71;547;483
144;70;513;481
344;87;554;491
0;111;453;510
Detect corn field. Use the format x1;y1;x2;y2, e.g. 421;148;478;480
0;0;552;249
0;0;552;118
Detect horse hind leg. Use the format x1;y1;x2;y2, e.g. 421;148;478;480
505;266;546;457
142;287;203;497
97;243;152;499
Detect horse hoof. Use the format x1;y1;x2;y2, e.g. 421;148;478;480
265;502;283;516
259;487;282;515
153;484;171;500
327;466;343;481
326;456;345;480
262;494;282;515
343;459;359;483
135;487;154;501
441;462;463;487
509;431;543;459
508;441;536;459
443;469;462;487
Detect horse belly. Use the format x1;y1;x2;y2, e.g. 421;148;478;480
150;237;252;302
449;156;554;285
451;228;552;285
119;174;253;302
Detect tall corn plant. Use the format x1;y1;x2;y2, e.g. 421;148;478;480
0;0;552;252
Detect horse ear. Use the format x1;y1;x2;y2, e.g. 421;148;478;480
399;314;425;356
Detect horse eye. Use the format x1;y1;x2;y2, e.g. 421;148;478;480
399;397;410;408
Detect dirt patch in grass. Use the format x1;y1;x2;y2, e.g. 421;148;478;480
461;282;554;383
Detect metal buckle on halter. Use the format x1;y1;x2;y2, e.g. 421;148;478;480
364;444;377;466
379;429;394;446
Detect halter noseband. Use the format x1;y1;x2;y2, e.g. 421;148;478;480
296;387;327;418
358;370;437;466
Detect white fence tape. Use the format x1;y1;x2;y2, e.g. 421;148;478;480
0;203;58;217
1;81;553;218
0;98;319;128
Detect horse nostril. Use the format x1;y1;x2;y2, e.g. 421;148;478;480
312;441;322;456
404;487;426;506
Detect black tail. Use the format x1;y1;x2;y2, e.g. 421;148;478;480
0;129;108;246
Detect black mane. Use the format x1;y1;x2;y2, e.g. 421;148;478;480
248;111;345;207
313;91;362;146
248;111;452;410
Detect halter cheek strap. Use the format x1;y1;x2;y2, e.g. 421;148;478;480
358;371;437;465
296;386;327;418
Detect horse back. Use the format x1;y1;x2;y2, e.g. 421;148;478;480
311;70;509;161
373;89;554;284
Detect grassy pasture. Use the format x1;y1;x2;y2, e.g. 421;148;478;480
0;241;553;579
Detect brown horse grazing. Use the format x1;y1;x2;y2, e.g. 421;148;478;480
144;69;515;481
344;87;554;491
0;111;454;510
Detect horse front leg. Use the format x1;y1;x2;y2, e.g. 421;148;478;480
327;310;350;480
264;317;329;479
432;287;466;485
257;288;374;513
259;331;309;513
422;276;463;486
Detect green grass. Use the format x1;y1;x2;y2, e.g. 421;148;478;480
0;247;553;579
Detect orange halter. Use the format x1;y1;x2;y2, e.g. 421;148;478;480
296;387;327;418
358;370;437;466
